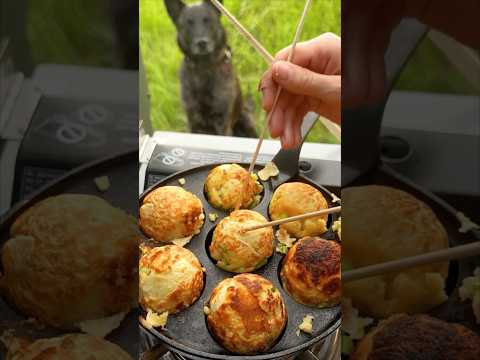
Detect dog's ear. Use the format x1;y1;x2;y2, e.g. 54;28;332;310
203;0;222;15
164;0;185;24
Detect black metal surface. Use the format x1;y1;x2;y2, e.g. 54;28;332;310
0;151;139;358
139;163;341;360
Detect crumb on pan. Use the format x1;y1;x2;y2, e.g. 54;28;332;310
209;213;218;222
258;162;279;181
276;243;289;255
457;212;479;233
145;310;169;329
94;176;110;192
178;178;186;186
298;315;314;334
332;217;341;240
331;193;341;203
171;236;193;247
275;228;296;254
203;306;211;315
341;298;373;340
77;312;127;338
459;267;480;323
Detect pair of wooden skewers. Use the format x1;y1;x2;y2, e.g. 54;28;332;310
212;0;480;282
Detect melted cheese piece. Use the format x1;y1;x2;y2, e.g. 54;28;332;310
341;298;373;340
275;229;296;254
77;312;127;337
145;310;169;328
298;315;314;334
258;162;279;181
332;217;341;240
457;212;480;233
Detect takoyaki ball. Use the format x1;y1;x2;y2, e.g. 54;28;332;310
139;186;204;243
205;274;287;355
205;164;263;211
281;237;341;307
139;245;205;314
269;182;328;238
210;210;274;273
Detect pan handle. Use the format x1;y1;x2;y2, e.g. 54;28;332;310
272;112;319;177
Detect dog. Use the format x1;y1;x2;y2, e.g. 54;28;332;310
164;0;257;137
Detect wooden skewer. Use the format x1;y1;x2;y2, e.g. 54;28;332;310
242;206;341;232
210;0;274;65
248;0;313;174
342;241;480;283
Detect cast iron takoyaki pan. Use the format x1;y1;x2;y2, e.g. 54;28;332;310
0;151;139;359
139;162;341;360
344;164;480;338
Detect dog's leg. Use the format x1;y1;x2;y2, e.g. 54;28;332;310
233;109;257;138
232;92;257;138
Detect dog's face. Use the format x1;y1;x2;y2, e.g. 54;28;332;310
164;0;226;59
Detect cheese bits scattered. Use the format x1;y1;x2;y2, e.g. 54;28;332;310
257;162;279;181
178;178;186;186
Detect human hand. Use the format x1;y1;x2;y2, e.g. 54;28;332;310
259;33;341;149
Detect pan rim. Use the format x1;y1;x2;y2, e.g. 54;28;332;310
140;318;341;360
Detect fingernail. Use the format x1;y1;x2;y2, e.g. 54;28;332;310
274;62;290;82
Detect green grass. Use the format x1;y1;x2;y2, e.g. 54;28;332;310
27;0;115;67
394;36;478;95
140;0;341;143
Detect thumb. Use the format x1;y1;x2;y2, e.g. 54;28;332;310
272;61;336;99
